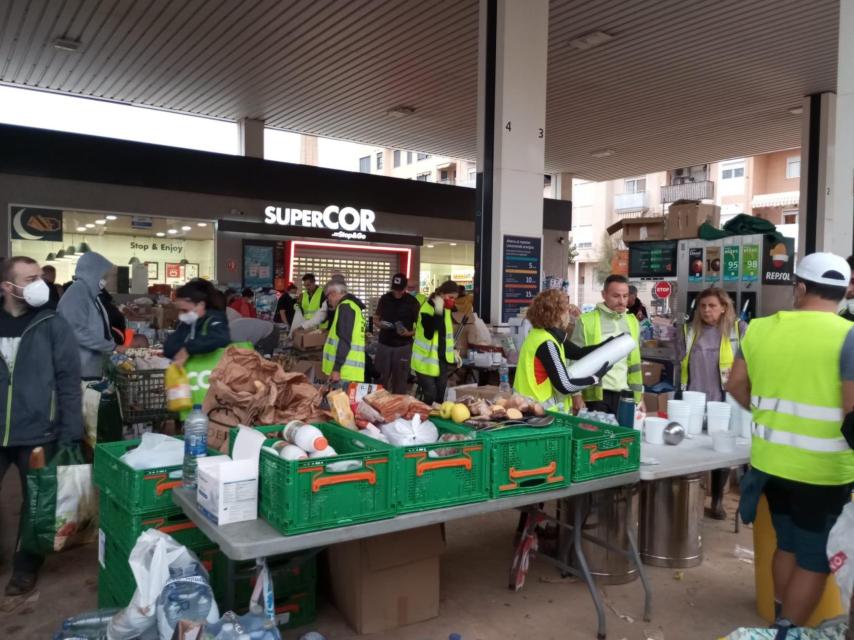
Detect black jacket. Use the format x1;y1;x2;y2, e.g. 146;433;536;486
164;310;231;358
0;307;83;446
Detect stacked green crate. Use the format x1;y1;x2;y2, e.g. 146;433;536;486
211;552;317;632
94;438;218;607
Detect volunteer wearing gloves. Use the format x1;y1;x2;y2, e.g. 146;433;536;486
412;280;459;405
571;274;644;414
57;251;120;379
322;281;366;384
297;273;325;326
290;274;346;336
164;279;231;366
676;286;746;520
728;252;854;630
514;289;613;411
0;257;82;596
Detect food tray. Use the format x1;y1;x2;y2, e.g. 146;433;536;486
254;424;396;536
351;420;489;513
94;438;219;514
552;412;640;482
99;492;212;552
109;365;172;423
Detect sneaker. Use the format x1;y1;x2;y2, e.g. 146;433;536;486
4;572;37;596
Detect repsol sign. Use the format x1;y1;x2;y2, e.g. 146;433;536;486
264;205;376;240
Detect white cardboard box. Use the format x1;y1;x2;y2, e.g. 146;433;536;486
196;427;264;525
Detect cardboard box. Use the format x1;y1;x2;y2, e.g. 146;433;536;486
207;422;233;454
643;391;675;415
328;525;445;635
641;361;665;387
666;203;721;240
196;427;264;525
293;329;327;351
621;217;667;243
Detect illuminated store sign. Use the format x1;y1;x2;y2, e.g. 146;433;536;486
264;205;376;240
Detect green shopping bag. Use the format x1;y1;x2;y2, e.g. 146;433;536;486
21;446;98;556
182;343;253;419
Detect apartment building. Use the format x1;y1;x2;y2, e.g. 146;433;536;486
357;147;478;187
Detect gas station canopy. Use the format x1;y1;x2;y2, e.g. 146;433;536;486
0;0;839;179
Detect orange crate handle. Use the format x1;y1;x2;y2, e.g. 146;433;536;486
407;448;477;477
159;521;198;534
312;468;376;493
508;461;557;480
155;480;183;495
584;443;629;464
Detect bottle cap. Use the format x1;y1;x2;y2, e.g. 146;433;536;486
313;436;328;451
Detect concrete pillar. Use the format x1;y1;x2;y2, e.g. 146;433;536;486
474;0;549;323
554;172;574;200
300;135;319;166
237;118;264;159
798;2;854;258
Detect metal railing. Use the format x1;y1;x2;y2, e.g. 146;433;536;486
614;191;649;212
660;180;715;203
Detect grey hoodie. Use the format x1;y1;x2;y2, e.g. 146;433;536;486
58;252;114;378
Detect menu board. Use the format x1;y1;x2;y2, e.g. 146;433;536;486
501;235;541;322
723;246;740;282
627;241;677;279
244;242;275;289
742;244;759;282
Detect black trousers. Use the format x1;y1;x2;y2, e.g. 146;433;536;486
0;442;56;574
416;360;450;405
585;389;622;415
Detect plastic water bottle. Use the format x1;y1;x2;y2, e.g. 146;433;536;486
216;622;239;639
498;362;511;393
159;568;213;630
182;405;208;489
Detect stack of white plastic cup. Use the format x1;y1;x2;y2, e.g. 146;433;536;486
681;391;707;435
706;401;732;434
667;399;692;434
725;392;753;439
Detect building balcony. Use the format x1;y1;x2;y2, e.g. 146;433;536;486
614;191;649;213
660;180;715;203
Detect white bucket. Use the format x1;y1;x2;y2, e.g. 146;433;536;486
644;417;669;445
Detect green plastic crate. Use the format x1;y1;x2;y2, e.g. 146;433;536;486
553;413;640;482
347;421;489;513
211;551;317;608
273;588;316;631
99;492;212;552
445;418;571;498
97;566;131;609
94;438;219;514
256;423;396;535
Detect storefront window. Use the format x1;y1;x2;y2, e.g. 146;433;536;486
419;239;474;294
9;206;215;288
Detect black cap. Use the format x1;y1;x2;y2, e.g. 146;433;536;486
391;273;407;291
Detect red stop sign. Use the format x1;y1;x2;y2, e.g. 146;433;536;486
654;281;672;299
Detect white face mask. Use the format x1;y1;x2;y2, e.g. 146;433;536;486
99;278;107;290
6;279;50;308
178;311;199;325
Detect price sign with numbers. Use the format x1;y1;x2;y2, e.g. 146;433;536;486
502;235;541;322
742;244;759;282
723;246;740;282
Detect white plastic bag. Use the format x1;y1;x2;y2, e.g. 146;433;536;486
827;501;854;611
120;433;184;470
107;530;220;640
380;414;438;447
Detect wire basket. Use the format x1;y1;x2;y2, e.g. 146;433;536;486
110;366;172;423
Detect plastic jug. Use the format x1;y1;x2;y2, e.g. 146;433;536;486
283;421;328;452
165;363;192;413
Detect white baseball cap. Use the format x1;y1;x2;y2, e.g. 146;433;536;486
794;252;851;287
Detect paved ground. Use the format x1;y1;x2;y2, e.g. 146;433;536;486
0;478;761;640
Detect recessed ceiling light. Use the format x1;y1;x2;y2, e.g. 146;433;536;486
569;30;613;51
167;229;178;234
591;149;615;158
426;244;435;248
95;219;106;225
52;37;81;52
181;225;192;231
85;223;95;228
197;222;208;227
76;226;87;232
156;232;165;237
449;242;457;246
788;106;803;115
387;105;416;118
105;215;117;220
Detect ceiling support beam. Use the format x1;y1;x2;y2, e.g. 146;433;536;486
238;118;265;159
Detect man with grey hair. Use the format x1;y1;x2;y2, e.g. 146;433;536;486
321;280;366;383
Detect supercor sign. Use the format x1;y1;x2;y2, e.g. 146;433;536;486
264;205;376;240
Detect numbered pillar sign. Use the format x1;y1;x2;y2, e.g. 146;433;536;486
501;235;542;323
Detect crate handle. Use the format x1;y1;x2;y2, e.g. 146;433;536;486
412;452;472;477
584;443;629;464
159;521;197;535
155;480;183;495
508;461;557;479
312;468;376;492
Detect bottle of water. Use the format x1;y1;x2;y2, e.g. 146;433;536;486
183;405;208;489
159;566;213;631
498;362;511;393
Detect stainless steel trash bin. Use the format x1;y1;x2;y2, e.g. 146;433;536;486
639;473;705;568
560;486;639;585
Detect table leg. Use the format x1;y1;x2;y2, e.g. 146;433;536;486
223;555;237;612
626;522;652;622
573;499;607;640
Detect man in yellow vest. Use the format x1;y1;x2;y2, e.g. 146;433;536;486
321;281;366;384
570;274;644;415
728;252;854;630
298;273;325;322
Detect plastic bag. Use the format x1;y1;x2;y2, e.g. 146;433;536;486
120;433;184;470
380;414;438;447
108;530;220;640
828;501;854;610
21;446;98;555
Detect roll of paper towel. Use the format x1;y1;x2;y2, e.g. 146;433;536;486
566;333;637;379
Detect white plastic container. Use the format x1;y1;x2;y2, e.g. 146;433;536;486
644;417;669;445
666;399;692;432
278;444;308;460
681;391;707;435
283;421;328;453
712;431;737;453
567;333;637;379
308;445;338;459
706;401;732;434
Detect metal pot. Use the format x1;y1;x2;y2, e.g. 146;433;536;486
663;421;686;445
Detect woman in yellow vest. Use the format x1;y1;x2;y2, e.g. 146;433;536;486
514;290;613;410
677;286;746;520
412;280;459;404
